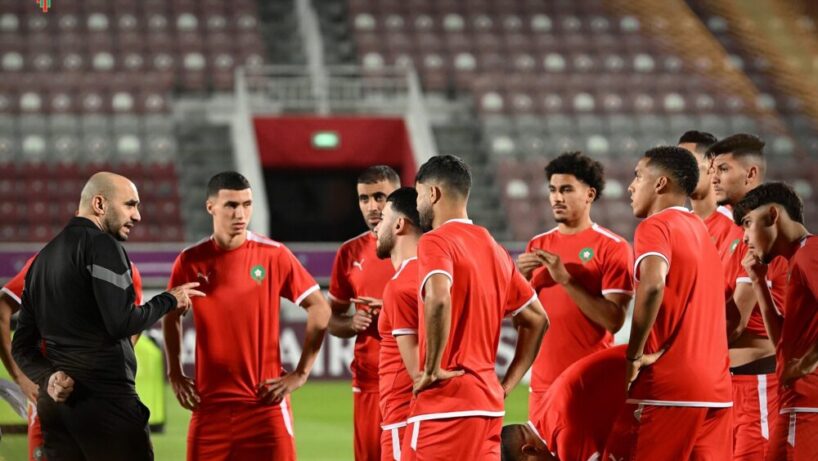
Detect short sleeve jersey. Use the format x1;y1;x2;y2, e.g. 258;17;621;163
377;257;418;426
778;235;818;410
704;206;743;268
531;346;627;461
410;219;536;422
525;224;633;391
168;232;319;405
629;207;732;406
724;240;788;338
329;231;395;391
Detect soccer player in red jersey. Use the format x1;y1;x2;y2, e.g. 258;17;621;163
678;130;737;266
605;146;733;460
709;134;787;460
163;172;330;460
328;165;400;461
516;152;633;423
403;155;549;460
1;256;144;461
733;183;818;460
371;187;422;461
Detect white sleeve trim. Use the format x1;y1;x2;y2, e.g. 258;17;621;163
601;288;634;296
509;293;538;317
0;287;21;304
392;328;418;336
295;284;321;306
419;270;453;299
736;277;772;288
327;291;350;304
633;252;670;282
626;398;733;408
526;420;548;446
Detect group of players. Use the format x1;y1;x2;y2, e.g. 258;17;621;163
0;130;815;461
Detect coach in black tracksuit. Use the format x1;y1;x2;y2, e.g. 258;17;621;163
12;172;202;461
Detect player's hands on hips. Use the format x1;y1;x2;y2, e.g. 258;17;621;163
169;370;200;410
781;356;817;387
167;282;206;316
537;250;571;285
625;349;664;392
47;371;74;403
741;252;768;284
413;368;465;395
350;309;374;333
16;373;39;402
516;252;545;280
350;297;383;316
257;372;307;405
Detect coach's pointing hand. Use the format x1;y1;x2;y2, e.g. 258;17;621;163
413;368;465;395
47;371;74;403
167;282;206;316
258;371;308;405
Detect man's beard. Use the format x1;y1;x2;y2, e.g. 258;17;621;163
106;215;128;241
419;207;434;233
375;232;394;259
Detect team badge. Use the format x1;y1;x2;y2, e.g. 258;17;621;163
250;265;266;283
730;239;740;253
579;247;594;263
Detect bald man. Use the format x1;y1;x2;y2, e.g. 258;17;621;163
12;172;203;461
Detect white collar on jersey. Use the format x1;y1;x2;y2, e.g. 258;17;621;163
393;256;418;279
660;206;691;214
442;218;473;225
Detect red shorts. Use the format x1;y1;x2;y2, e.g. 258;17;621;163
528;389;548;424
380;422;406;461
767;412;818;461
401;416;502;461
604;404;732;461
354;388;382;461
732;373;778;460
29;401;46;461
187;399;296;461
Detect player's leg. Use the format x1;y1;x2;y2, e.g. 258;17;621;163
690;407;733;461
230;400;297;461
528;389;547;424
405;416;501;461
354;390;382;461
37;395;84;461
28;401;46;461
380;424;406;461
733;374;777;460
187;406;232;461
766;412;789;461
603;404;704;460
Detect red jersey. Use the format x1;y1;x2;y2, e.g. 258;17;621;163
526;224;633;391
531;345;627;461
704;206;743;268
410;219;536;422
630;207;732;406
329;231;395;391
168;232;319;405
724;240;788;338
2;256;143;305
778;235;818;410
377;257;419;426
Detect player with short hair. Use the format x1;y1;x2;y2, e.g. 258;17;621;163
328;165;401;461
733;182;818;460
516;152;633;423
708;134;786;460
163;171;330;460
403;155;549;460
677;131;737;265
371;187;422;461
604;146;732;460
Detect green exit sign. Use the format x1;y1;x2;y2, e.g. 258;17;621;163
312;131;340;149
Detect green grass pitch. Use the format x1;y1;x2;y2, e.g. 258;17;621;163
0;381;530;460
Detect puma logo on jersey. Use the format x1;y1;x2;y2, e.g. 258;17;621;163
353;259;365;271
197;271;211;283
